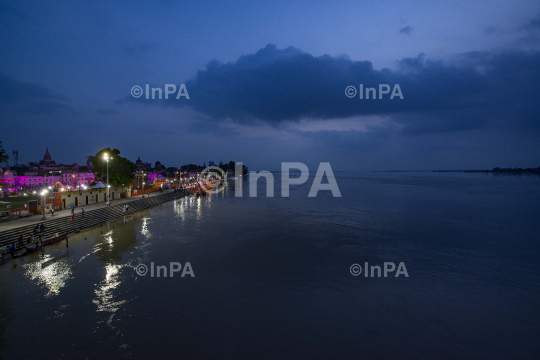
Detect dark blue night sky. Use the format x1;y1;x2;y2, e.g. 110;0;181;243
1;0;539;170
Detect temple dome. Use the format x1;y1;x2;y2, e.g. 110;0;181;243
3;161;13;176
136;156;144;169
43;148;52;164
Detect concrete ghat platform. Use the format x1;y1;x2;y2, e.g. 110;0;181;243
0;191;185;249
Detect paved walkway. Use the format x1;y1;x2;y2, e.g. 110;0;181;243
0;190;174;232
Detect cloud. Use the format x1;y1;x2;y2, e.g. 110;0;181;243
0;74;72;115
166;45;487;122
185;121;241;136
399;26;414;35
119;44;540;135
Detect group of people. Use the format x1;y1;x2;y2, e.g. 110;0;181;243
10;230;45;257
67;204;85;223
33;223;45;234
123;204;130;214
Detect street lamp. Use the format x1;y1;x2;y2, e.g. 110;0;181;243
40;189;48;220
104;153;113;205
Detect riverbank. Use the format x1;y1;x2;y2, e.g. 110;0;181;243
433;167;540;174
0;189;184;249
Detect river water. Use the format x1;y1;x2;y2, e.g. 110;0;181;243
0;171;539;359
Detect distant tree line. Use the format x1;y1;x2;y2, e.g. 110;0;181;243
219;161;248;175
180;161;248;175
491;167;540;174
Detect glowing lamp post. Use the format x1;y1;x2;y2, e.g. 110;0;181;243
104;153;113;205
40;189;48;220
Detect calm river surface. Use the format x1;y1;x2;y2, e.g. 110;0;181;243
1;172;539;359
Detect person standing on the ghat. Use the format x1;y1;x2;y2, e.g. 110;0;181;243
10;243;16;258
81;207;84;218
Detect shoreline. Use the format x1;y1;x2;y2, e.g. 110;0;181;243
0;190;185;254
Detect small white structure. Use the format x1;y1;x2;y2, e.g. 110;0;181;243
91;182;107;189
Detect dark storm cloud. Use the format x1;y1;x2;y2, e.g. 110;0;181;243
185;121;241;136
132;44;539;134
0;74;72;115
399;26;414;35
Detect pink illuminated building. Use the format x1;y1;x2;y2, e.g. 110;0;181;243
0;149;94;193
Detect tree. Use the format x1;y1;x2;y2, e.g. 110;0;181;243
91;148;136;188
0;141;8;164
224;161;248;175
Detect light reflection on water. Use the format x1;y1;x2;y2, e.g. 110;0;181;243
24;253;75;297
92;263;129;328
